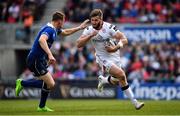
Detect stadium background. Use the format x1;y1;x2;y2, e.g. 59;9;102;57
0;0;180;115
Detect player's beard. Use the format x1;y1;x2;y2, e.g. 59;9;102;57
93;22;101;30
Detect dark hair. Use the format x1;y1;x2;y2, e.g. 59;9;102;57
90;9;103;19
52;11;65;21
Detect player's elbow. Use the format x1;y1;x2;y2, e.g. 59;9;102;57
61;30;70;36
124;39;128;45
61;32;67;36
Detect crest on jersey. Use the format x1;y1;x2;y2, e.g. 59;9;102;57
92;34;104;42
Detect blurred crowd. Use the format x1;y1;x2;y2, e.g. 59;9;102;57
20;41;99;80
63;0;180;23
122;42;180;83
2;0;178;83
20;41;180;83
0;0;48;23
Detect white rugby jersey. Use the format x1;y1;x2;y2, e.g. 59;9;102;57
82;22;120;58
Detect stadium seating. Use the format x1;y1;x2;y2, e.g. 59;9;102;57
63;0;180;23
0;0;179;83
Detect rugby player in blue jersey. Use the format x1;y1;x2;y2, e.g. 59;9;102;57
15;11;89;112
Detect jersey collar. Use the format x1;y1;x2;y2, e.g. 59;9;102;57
47;22;56;29
47;22;58;34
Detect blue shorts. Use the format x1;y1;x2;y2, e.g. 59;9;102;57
26;57;48;77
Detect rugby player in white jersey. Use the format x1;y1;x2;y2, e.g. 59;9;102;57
76;9;144;110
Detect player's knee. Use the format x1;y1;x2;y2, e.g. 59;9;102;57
116;73;128;86
115;70;126;80
120;75;126;81
118;75;128;87
48;82;55;90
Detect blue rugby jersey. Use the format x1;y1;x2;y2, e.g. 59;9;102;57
28;23;62;60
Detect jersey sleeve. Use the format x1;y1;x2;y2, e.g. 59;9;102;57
57;29;62;35
42;27;54;39
108;24;120;36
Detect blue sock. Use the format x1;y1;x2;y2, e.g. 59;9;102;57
21;79;43;88
39;83;49;108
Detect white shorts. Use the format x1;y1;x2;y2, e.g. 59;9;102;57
96;54;122;73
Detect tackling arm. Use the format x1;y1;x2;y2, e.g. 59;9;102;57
61;27;81;36
61;19;89;36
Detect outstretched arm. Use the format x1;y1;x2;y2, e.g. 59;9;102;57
61;19;89;36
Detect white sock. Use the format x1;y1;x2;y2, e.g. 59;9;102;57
99;76;119;85
123;87;137;105
98;75;109;84
103;76;109;83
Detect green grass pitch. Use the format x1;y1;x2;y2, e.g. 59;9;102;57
0;99;180;115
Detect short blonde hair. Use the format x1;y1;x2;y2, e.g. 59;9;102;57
90;9;103;19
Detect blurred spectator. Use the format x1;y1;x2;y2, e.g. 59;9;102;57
8;2;20;23
23;9;33;44
73;65;87;79
19;68;33;80
63;0;180;23
52;63;67;80
126;42;180;82
0;0;48;23
176;75;180;83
